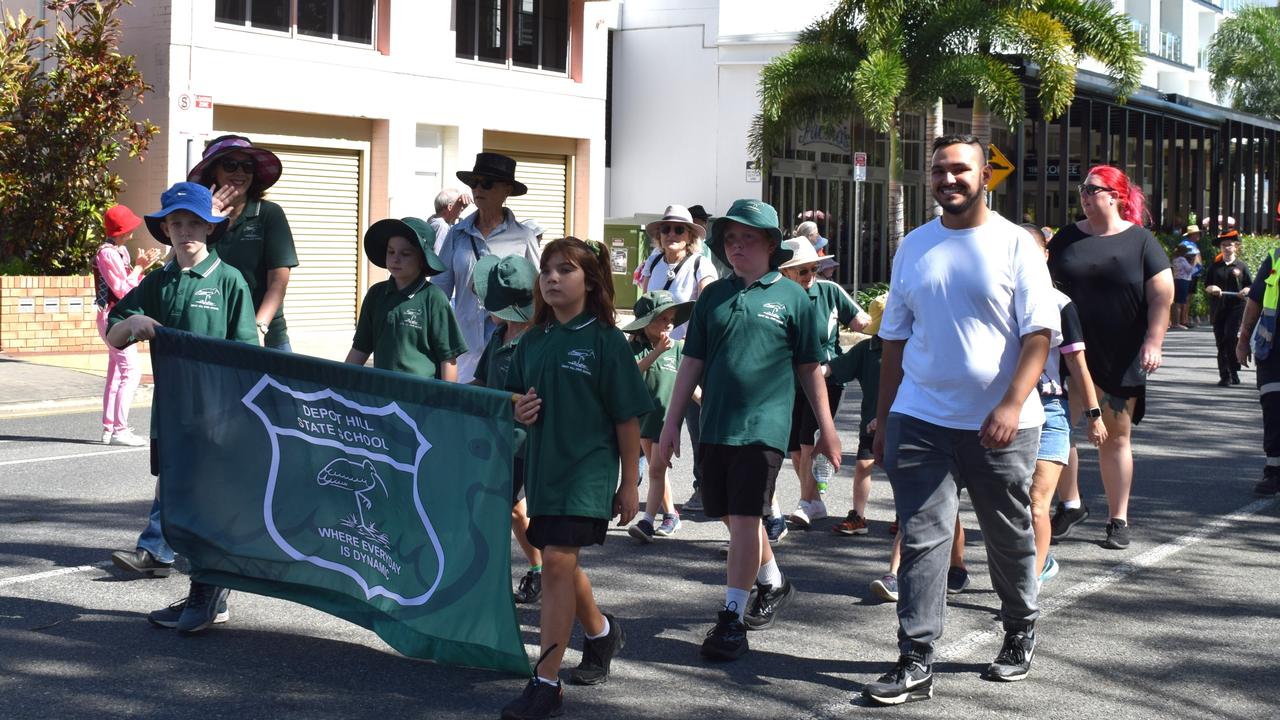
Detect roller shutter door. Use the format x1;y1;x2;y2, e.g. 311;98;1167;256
261;146;362;331
497;151;569;242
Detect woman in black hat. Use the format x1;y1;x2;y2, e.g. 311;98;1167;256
432;152;540;383
190;134;299;350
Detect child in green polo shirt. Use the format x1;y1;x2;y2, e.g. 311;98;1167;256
657;198;842;662
345;218;467;381
622;290;695;543
105;181;258;634
502;238;652;720
826;293;886;537
471;254;543;606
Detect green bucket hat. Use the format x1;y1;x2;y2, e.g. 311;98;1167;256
363;217;446;276
621;290;695;333
709;198;790;269
475;254;536;322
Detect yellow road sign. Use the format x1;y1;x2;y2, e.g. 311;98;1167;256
988;144;1015;190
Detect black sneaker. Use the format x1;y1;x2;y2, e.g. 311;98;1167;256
1217;377;1231;387
985;627;1036;681
1049;503;1089;541
945;566;970;595
1231;372;1242;385
763;515;788;544
700;609;749;661
743;577;795;631
682;489;703;514
500;678;563;720
627;519;656;544
568;613;625;685
110;548;173;578
863;651;933;705
514;570;542;604
1102;518;1130;550
1256;473;1280;496
147;595;229;629
175;581;231;635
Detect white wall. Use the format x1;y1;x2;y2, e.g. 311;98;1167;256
608;0;827;219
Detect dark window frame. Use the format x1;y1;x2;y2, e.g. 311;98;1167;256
215;0;378;48
455;0;570;76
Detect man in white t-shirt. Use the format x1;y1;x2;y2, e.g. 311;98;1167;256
863;135;1060;706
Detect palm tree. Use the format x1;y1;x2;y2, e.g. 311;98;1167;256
1208;5;1280;119
752;0;1142;255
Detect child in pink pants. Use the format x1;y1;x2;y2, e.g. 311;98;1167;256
94;205;161;446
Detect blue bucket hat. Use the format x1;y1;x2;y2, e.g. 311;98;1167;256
709;199;791;268
144;182;228;246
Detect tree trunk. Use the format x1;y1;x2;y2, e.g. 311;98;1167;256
927;96;944;216
972;94;992;149
888;110;905;258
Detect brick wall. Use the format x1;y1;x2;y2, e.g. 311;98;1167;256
0;276;102;353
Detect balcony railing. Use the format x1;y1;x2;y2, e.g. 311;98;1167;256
1198;46;1210;70
1130;18;1150;52
1158;30;1182;64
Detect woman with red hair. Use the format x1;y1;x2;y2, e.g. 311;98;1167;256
1046;165;1174;551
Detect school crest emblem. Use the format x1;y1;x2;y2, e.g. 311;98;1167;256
242;375;446;605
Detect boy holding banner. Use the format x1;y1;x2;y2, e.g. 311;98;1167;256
106;182;258;633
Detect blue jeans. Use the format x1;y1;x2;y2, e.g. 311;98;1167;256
136;487;175;563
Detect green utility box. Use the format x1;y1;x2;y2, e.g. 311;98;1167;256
603;217;656;309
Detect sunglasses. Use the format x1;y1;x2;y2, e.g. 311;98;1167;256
1078;183;1115;197
465;177;504;190
791;266;818;277
660;224;687;236
218;158;256;174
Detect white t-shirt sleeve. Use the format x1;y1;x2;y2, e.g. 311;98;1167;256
878;240;914;341
694;254;718;286
1011;230;1062;347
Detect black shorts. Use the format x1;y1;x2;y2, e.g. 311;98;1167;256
512;456;526;505
149;439;159;477
526;515;608;550
787;382;845;453
698;443;783;518
856;431;875;461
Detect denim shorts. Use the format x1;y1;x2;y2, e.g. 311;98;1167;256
1037;394;1070;464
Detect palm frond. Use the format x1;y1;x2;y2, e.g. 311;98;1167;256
853;48;909;132
1039;0;1142;101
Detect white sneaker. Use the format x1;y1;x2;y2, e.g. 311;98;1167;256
110;429;148;447
808;499;829;522
100;430;113;445
787;502;812;529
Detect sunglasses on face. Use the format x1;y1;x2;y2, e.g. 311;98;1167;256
660;224;687;236
219;158;256;174
466;178;503;190
1078;183;1115;197
793;266;818;277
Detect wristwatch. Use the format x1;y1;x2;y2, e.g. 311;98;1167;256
256;321;269;334
1083;407;1102;421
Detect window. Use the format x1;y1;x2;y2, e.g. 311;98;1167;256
457;0;569;74
216;0;376;45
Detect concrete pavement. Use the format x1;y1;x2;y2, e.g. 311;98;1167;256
1;326;1277;719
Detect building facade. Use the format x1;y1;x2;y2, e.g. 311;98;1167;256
608;0;1280;288
25;0;616;347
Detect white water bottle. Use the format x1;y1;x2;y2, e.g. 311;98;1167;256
812;430;833;493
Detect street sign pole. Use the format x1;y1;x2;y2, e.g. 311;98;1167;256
853;151;867;297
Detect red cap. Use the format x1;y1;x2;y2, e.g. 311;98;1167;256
104;204;143;239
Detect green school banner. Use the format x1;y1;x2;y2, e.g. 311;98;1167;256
150;328;530;675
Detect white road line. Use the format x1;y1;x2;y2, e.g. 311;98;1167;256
0;447;147;468
0;564;104;588
935;496;1278;662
